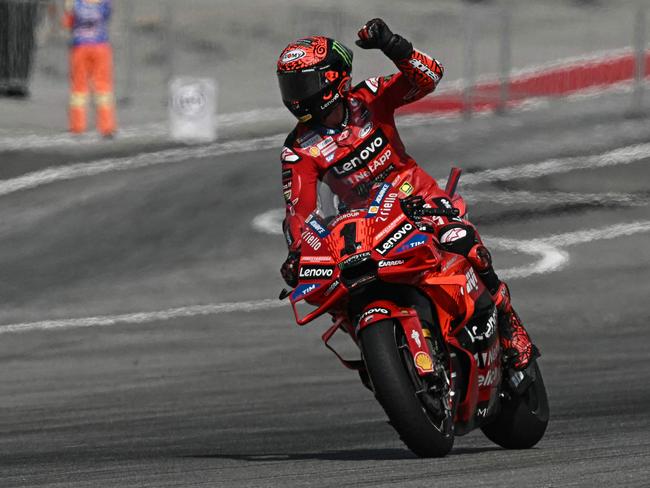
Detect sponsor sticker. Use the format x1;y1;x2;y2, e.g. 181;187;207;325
281;49;306;64
299;265;335;280
328;210;363;228
309;146;320;157
330;129;389;178
323;279;340;297
359;122;373;138
365;77;380;94
409;57;441;83
374;222;415;256
291;282;321;300
359;306;390;325
301;255;333;263
399;181;414;196
307;216;330;237
338;129;351;141
340;251;371;268
298;132;320;148
376;192;399;222
317;137;334;150
301;230;322;251
435;197;453;210
378;259;405;268
396;234;427;253
414;351;434;372
281;146;301;163
365;182;392;218
321;142;337;157
441;227;467;243
465;268;479;294
467;307;497;343
411;330;422;347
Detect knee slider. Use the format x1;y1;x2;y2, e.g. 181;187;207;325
438;224;475;256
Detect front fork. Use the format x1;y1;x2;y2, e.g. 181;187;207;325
356;300;436;377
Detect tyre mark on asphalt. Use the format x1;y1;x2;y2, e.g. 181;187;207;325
1;221;649;335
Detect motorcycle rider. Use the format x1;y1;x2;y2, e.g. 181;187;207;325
277;19;537;371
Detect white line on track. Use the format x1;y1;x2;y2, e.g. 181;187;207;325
0;133;285;198
0;299;287;335
462;190;645;207
2;221;649;335
0;107;289;151
460;142;650;185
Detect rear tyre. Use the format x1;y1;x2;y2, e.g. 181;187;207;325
360;319;454;458
481;361;549;449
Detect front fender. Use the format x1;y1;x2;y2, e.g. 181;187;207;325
357;300;435;377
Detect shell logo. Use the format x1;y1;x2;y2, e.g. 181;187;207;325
414;351;434;373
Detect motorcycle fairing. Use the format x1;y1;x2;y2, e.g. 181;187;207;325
356;300;435;376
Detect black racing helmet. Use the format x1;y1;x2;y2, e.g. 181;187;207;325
277;36;353;123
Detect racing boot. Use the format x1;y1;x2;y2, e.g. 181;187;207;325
466;244;538;371
492;282;539;371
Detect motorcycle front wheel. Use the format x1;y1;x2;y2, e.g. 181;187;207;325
360;319;454;458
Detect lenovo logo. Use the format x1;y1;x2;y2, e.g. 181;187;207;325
299;265;335;279
374;222;414;256
331;129;388;177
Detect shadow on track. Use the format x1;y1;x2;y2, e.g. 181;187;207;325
186;446;502;462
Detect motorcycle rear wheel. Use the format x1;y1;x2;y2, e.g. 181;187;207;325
360;319;454;458
481;361;549;449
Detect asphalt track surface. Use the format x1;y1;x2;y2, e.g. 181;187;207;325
1;91;650;487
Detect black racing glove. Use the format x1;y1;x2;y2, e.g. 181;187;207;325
356;18;413;62
280;251;300;288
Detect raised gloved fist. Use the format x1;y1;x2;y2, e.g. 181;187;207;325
280;251;301;288
356;18;413;62
356;18;394;51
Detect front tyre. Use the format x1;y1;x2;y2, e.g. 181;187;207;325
360;319;454;458
481;361;549;449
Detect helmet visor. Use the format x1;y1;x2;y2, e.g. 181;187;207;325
278;69;326;102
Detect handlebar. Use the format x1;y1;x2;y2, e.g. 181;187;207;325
419;207;460;217
400;195;460;220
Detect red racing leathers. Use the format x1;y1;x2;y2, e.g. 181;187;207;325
281;48;445;252
280;47;536;371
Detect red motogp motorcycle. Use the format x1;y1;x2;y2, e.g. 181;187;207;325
280;168;549;457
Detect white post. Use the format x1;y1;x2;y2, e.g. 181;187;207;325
169;77;217;143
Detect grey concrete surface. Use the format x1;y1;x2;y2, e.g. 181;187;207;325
0;88;649;486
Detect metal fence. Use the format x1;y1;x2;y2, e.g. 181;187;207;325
19;1;650;121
